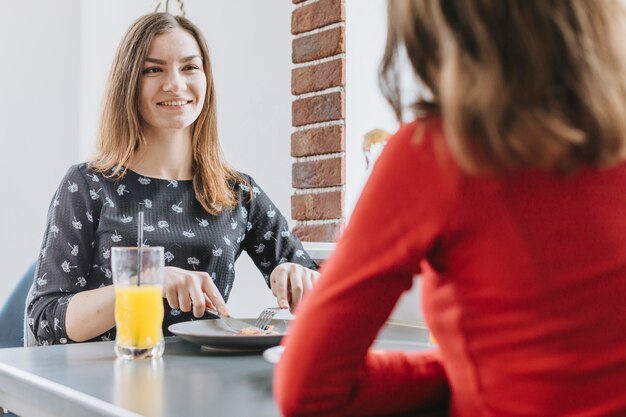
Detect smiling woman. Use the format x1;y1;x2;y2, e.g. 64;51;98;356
0;1;306;327
24;12;319;347
133;31;206;184
90;14;229;212
138;32;207;135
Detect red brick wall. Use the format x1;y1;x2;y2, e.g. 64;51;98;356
291;0;345;242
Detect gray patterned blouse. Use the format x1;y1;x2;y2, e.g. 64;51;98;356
26;163;316;346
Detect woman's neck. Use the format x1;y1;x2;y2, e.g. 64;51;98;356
129;127;194;180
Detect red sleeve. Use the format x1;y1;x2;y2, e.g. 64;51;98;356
274;120;457;417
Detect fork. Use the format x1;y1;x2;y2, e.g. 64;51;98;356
254;307;282;330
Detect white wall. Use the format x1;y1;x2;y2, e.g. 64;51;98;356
345;0;399;213
1;1;293;318
0;0;82;304
79;1;151;160
194;1;294;316
346;0;423;324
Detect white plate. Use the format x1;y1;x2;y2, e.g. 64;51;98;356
169;318;290;352
262;322;434;364
263;345;285;364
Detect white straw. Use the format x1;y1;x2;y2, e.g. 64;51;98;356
137;211;144;286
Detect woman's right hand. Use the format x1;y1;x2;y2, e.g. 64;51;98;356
163;266;229;318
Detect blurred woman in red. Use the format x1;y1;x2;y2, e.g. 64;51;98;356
275;1;626;416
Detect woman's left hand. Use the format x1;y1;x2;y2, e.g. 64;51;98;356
269;263;320;314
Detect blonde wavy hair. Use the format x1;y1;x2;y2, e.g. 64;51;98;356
381;0;626;174
90;13;246;214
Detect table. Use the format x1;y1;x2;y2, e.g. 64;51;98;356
0;323;431;417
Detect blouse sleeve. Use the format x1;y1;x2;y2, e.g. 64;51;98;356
240;176;317;287
26;165;101;345
274;120;457;417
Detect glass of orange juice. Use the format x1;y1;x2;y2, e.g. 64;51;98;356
112;246;165;360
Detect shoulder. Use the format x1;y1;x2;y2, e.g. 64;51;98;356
61;163;93;183
369;117;461;205
235;171;254;186
53;163;106;207
236;171;254;184
65;162;105;176
65;162;88;174
231;171;260;195
388;117;446;152
382;117;457;174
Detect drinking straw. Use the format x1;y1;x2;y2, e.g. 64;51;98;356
137;211;144;286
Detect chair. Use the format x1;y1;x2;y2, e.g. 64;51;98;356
0;262;36;348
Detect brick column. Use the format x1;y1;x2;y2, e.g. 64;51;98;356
291;0;346;242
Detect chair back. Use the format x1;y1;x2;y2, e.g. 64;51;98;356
0;262;36;348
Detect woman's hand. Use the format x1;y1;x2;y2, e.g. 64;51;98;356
269;263;320;313
163;266;229;318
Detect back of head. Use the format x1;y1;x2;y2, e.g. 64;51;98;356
381;0;626;174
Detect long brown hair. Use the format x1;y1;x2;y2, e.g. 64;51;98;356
381;0;626;174
90;13;246;214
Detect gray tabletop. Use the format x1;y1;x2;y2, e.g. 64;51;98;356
0;322;431;417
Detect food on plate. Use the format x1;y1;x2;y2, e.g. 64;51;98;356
238;325;276;335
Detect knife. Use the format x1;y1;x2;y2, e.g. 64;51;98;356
206;308;262;333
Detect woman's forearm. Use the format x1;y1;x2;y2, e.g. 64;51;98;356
65;285;116;342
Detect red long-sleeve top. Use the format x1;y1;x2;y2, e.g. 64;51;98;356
275;118;626;417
